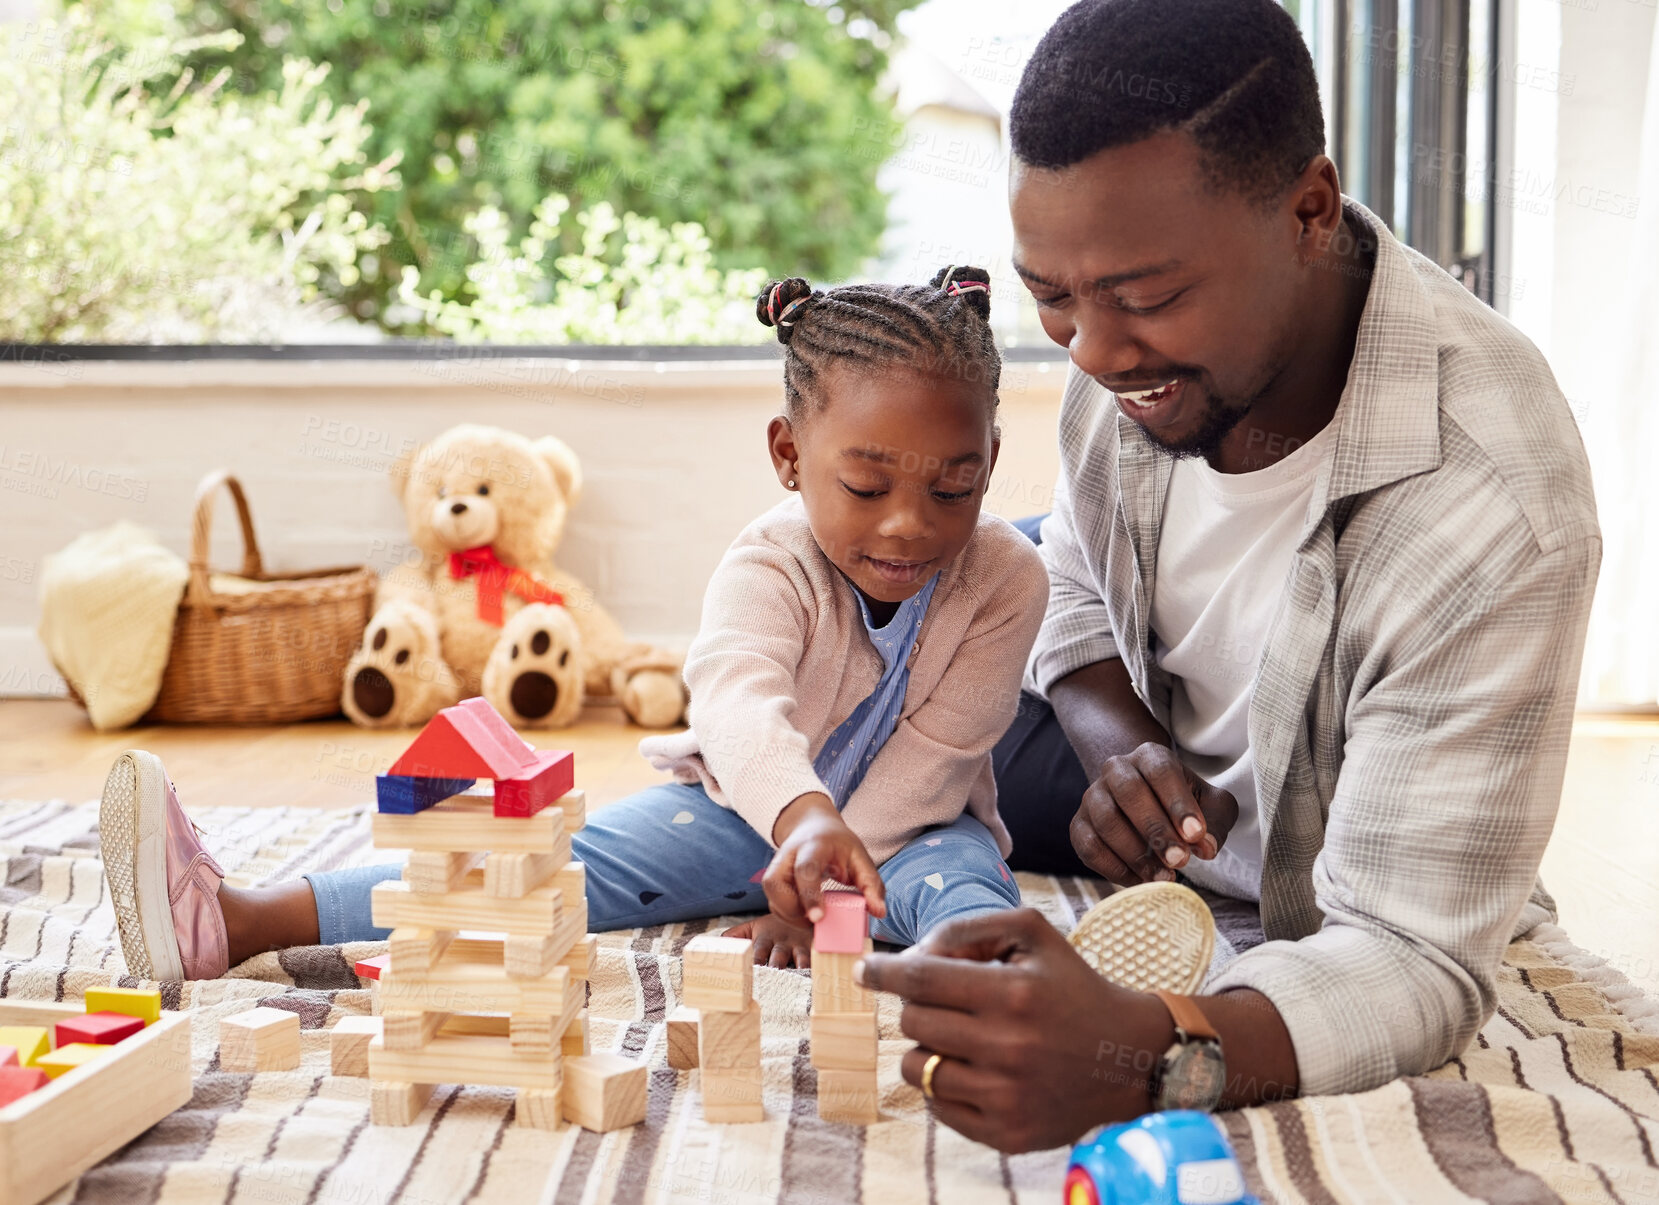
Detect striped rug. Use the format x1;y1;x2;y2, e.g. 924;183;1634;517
3;798;1659;1205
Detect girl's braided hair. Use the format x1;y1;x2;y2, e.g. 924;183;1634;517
755;265;1000;423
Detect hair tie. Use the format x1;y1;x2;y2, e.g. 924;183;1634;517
946;279;990;298
775;296;810;327
766;282;785;325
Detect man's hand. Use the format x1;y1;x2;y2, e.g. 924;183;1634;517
856;909;1175;1154
1072;743;1239;886
766;792;886;926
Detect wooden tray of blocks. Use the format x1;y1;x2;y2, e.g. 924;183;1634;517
0;990;191;1205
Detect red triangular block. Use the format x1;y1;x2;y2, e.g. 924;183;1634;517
389;697;536;779
493;749;575;818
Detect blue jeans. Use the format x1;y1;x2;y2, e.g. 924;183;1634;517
305;781;1020;948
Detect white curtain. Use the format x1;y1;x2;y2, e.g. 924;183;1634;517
1577;11;1659;709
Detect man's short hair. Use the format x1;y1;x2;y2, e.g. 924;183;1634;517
1009;0;1326;206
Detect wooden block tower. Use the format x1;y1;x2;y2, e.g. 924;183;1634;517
360;697;644;1132
810;891;879;1124
683;934;764;1123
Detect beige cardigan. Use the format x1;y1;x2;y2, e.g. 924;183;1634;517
638;496;1049;864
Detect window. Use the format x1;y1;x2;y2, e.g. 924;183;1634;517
1292;0;1502;305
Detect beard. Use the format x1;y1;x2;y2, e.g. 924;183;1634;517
1134;374;1268;461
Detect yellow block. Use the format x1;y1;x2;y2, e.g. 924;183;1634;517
35;1042;109;1079
0;1027;49;1067
85;987;162;1026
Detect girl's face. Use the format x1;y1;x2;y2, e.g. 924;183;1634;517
767;367;1001;606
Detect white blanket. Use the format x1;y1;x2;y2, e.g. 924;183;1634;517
36;521;188;729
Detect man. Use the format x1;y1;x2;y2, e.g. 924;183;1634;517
858;0;1600;1154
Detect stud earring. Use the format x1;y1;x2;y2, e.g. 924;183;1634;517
786;479;796;489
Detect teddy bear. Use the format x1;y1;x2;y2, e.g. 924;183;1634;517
340;423;687;731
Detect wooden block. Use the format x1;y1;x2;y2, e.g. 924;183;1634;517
376;774;477;815
0;1002;192;1205
219;1006;302;1073
387;928;455;972
83;987;161;1027
330;1015;381;1077
354;954;390;981
54;1012;144;1048
34;1043;108;1080
560;933;598;983
809;1011;878;1071
666;1005;699;1070
0;1065;47;1106
389;696;536;778
683;935;753;1013
369;1079;434;1126
372;877;563;936
498;896;588;981
0;1027;49;1068
0;1046;16;1068
493;750;576;818
817;1067;879;1125
484;840;570;898
368;1032;563;1090
702;1066;764;1124
811;941;874;1015
508;977;585;1055
382;941;573;1016
558;787;587;833
562;1014;589;1056
381;1008;450;1052
698;1004;760;1071
403;850;485;894
516;1084;566;1130
373;794;569;855
561;1053;647;1132
813;890;869;954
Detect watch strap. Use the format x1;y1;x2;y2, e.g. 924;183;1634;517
1154;990;1220;1043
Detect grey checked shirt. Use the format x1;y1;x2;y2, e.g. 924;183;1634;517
1024;200;1602;1096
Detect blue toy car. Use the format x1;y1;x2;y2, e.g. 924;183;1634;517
1064;1112;1257;1205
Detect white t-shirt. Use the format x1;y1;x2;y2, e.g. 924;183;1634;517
1149;423;1336;901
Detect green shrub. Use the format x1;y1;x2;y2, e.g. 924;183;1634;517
400;193;770;344
163;0;918;325
0;12;398;341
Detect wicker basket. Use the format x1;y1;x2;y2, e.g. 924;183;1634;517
140;471;378;724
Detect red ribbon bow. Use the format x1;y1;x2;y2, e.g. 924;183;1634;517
447;544;565;627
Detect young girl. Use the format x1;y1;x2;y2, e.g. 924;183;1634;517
99;266;1049;978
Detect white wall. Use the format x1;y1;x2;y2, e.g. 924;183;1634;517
0;355;1066;696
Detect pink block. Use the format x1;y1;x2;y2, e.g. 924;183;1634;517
493;749;575;818
0;1045;15;1069
0;1066;47;1106
813;889;868;954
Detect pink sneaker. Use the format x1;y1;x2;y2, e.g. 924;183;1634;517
100;751;230;981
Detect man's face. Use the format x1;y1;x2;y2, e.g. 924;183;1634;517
1010;130;1304;458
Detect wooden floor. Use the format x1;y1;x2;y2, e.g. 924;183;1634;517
2;700;1656;1002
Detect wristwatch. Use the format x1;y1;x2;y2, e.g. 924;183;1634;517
1149;990;1226;1112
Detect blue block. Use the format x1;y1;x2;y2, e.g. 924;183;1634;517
376;774;477;814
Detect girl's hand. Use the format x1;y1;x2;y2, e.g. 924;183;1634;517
724;914;816;969
766;792;886;926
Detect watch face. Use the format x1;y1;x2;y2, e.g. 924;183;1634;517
1160;1041;1226;1111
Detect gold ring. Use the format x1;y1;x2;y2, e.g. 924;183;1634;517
921;1052;944;1101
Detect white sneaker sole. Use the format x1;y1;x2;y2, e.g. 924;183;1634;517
100;751;185;982
1067;881;1216;995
